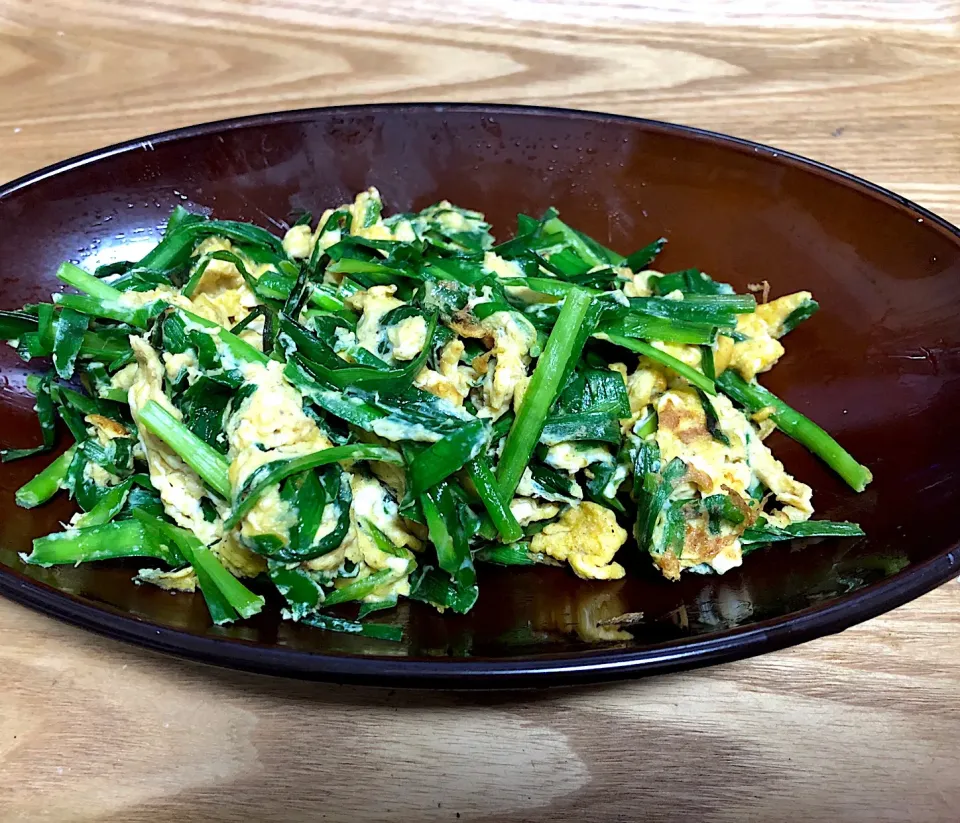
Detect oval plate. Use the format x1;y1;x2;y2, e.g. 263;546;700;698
1;104;958;688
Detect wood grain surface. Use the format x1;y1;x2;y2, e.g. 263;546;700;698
1;1;959;820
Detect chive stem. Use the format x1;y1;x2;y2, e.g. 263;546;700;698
596;332;716;395
137;400;232;499
21;519;179;567
468;456;523;543
497;288;594;499
15;445;77;509
56;262;124;302
716;370;872;492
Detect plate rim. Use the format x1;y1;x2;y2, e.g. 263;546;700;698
2;101;958;688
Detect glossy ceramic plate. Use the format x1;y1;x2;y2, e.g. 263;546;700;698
1;104;958;688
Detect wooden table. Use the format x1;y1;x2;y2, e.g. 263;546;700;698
1;2;959;820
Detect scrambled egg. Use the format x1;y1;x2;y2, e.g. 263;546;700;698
722;316;783;382
747;435;814;526
651;513;745;582
304;473;419;602
428;202;476;233
85;413;129;442
483;251;545;303
531;502;628;580
386;315;427;361
284;189;417;267
652;388;754;579
214;531;267;579
617;266;657;298
655;388;753;500
331;326;359;361
651;340;702;371
136;566;198;592
117;285;189;312
117;236;262;349
757;291;813;338
162;350;201;384
616;359;667;433
347;188;392;242
475;311;537;420
126;337;222;546
719;291;812;381
226;358;333;550
284;213;339;266
83;460;122;488
347;285;404;359
649;385;813;579
190;237;247;294
282;224;313;259
347;473;421;553
414;339;476;407
482;251;524;281
509;497;560;527
110;362;139;393
544;442;614;473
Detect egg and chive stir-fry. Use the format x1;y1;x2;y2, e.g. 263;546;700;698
0;189;871;640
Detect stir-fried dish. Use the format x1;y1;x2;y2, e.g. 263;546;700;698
0;189;871;640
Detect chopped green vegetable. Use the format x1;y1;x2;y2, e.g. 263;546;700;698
137;400;232;499
600;312;717;346
322;563;411;607
779;298;819;336
74;478;133;528
56;262;125;302
716;370;872;492
467;455;523;544
409;565;478;614
703;493;746;533
15;445;77;508
421;485;465;578
0;309;39;340
300;614;403;642
138;217;284;272
408;419;489;498
742;519;865;547
628;294;753;327
269;560;324;620
497;288;594;499
633;442;686;555
624;238;666;272
22;519;180;567
2;374;57;462
475;543;557;566
52;308;89;379
55;293;153;328
649;268;733;296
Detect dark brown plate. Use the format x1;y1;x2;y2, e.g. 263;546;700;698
1;104;958;688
